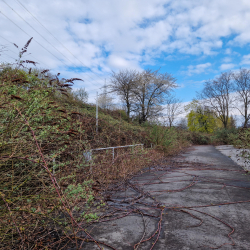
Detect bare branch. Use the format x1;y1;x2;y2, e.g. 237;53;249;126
164;95;183;127
232;68;250;128
198;71;234;129
109;69;138;118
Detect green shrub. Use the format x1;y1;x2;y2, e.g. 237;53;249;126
211;128;238;144
187;131;211;145
149;125;185;152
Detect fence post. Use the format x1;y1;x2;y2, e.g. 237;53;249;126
83;150;93;174
112;147;114;161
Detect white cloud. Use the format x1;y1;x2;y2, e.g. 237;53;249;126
222;57;232;63
225;48;232;55
185;63;212;76
107;54;141;70
241;54;250;65
220;63;236;71
1;0;250;96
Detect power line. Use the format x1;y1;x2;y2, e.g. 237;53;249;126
0;4;105;90
0;36;101;97
0;34;51;69
0;6;104;89
0;10;69;68
2;0;98;79
0;52;16;60
0;15;98;90
11;0;105;85
1;0;79;67
14;0;106;83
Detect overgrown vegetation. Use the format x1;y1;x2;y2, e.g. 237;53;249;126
0;64;188;248
1;39;249;249
229;128;250;165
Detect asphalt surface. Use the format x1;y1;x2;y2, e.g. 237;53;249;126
82;145;250;250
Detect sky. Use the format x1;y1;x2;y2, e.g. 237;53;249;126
1;0;250;104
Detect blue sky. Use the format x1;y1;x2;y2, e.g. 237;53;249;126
1;0;250;103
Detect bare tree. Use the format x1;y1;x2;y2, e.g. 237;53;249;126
177;118;188;129
199;71;234;128
164;95;183;127
233;68;250;128
98;93;113;110
132;69;177;123
73;87;88;103
109;70;137;118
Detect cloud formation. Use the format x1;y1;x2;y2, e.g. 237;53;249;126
241;54;250;65
185;63;212;76
1;0;250;100
220;63;236;71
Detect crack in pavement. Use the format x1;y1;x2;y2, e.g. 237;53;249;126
79;145;250;250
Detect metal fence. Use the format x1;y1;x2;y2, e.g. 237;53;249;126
83;144;144;162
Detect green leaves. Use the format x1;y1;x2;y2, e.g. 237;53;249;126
187;108;216;133
83;212;98;222
149;125;178;151
64;181;94;204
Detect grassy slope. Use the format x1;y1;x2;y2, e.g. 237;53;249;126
0;68;192;248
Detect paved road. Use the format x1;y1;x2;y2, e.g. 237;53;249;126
82;145;250;250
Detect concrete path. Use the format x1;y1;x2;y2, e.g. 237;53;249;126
82;145;250;250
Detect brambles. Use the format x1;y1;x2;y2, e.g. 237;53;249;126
83;213;98;222
0;64;176;249
148;123;189;154
0;65;88;248
231;128;250;166
0;40;191;249
64;181;94;204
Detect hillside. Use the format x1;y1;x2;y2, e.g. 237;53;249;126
0;67;192;249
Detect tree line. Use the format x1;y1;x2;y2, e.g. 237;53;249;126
192;68;250;130
109;69;178;123
59;67;250;129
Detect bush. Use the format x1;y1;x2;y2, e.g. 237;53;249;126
229;128;250;149
211;128;238;144
148;124;189;153
187;131;211;145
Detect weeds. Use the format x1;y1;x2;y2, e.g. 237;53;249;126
148;124;189;154
230;128;250;168
0;65;168;249
0;40;192;249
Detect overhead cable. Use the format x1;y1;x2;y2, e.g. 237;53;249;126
14;0;106;83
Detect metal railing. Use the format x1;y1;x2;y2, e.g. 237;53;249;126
83;144;144;162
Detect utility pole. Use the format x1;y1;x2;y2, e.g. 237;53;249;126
104;79;107;110
96;91;98;134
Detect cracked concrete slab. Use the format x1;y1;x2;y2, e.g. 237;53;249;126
81;145;250;250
